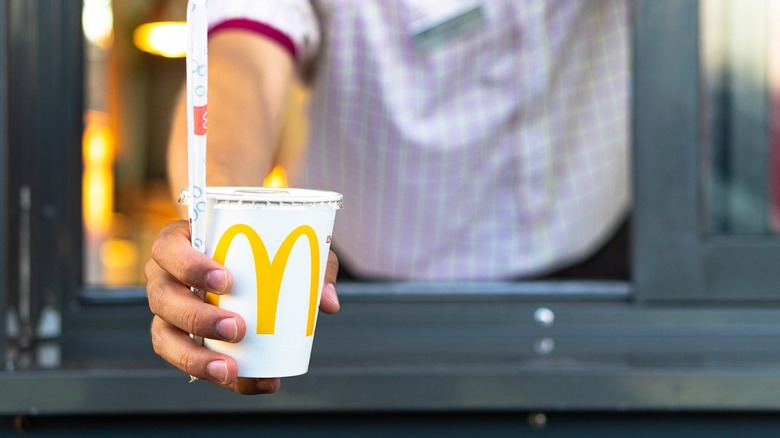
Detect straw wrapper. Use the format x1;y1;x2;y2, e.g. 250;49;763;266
186;0;208;381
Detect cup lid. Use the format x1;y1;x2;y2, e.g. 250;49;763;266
179;187;343;209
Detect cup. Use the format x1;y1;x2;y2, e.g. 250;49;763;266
183;187;343;377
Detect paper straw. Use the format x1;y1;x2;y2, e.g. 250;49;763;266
186;0;208;255
186;0;208;359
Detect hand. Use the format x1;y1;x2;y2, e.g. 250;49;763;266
145;220;341;394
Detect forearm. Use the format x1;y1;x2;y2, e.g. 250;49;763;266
168;30;295;205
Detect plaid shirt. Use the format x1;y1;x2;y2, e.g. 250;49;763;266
208;0;630;279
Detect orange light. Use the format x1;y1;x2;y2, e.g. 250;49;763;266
263;165;289;188
100;238;139;269
82;111;114;234
100;238;140;285
133;21;187;58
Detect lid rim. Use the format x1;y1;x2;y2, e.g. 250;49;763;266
202;186;343;204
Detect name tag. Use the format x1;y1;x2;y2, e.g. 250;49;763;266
411;4;485;51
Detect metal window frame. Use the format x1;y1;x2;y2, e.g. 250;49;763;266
7;0;780;417
632;0;702;300
3;0;83;369
0;0;8;368
633;0;780;300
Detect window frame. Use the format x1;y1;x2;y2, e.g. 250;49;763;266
3;0;83;372
634;0;780;301
6;0;780;415
632;0;702;300
0;0;8;368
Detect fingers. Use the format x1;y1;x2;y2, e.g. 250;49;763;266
146;220;247;344
149;220;233;294
319;250;340;314
150;316;280;395
146;259;247;341
151;315;238;383
147;252;277;395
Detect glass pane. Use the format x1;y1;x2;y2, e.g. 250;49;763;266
81;0;308;286
82;0;181;286
701;0;780;234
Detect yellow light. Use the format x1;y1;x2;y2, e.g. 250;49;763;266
100;238;140;286
82;111;114;234
263;165;289;188
100;239;139;269
133;21;187;58
84;125;113;164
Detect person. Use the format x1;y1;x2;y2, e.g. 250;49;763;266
145;0;630;394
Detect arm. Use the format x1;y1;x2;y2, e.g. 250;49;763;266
168;29;295;199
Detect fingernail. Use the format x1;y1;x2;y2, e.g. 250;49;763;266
216;318;238;341
206;360;228;384
207;269;227;292
324;283;339;307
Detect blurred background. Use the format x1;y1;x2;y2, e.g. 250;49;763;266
81;0;308;287
80;0;780;287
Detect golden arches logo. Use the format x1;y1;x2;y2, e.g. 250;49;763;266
207;224;320;336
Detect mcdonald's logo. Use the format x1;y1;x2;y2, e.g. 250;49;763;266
207;224;320;336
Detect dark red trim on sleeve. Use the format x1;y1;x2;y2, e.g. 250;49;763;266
209;19;297;62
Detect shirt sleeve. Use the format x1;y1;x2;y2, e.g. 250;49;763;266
206;0;321;70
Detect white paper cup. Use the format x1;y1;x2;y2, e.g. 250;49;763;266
183;187;343;377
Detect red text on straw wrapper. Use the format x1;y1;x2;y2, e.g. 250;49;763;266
193;105;207;135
